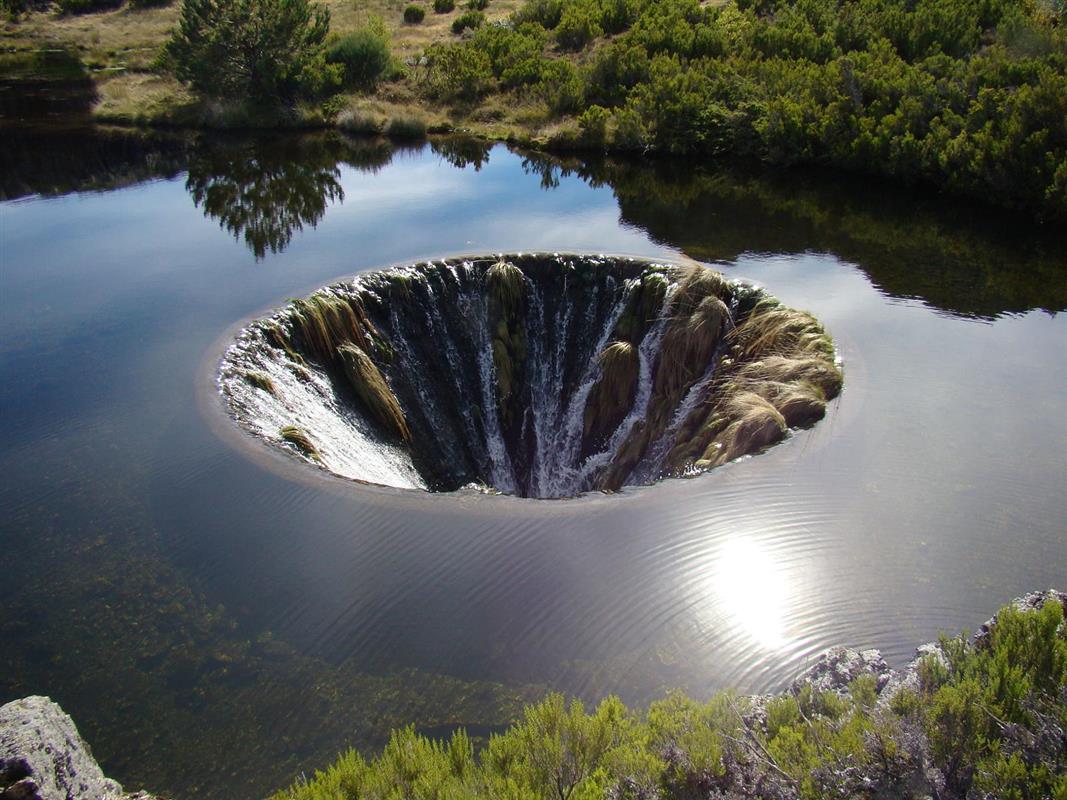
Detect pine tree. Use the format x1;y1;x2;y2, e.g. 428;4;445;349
164;0;338;103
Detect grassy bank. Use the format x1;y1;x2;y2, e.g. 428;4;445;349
3;0;1066;221
274;594;1067;800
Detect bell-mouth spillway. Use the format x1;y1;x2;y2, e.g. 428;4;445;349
218;254;843;499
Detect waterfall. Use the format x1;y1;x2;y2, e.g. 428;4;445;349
218;254;842;498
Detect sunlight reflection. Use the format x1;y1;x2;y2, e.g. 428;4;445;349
714;537;791;649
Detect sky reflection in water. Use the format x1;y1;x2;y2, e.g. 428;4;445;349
1;128;1065;800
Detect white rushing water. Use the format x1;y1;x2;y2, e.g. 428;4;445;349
217;255;815;498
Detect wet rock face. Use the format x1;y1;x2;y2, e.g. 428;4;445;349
220;254;843;498
0;696;157;800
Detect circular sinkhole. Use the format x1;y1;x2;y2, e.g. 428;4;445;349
219;254;843;498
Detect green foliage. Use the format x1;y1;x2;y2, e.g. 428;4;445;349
924;600;1067;796
470;23;547;87
514;0;564;29
468;0;488;9
275;598;1067;800
555;1;602;50
434;0;455;11
424;42;493;101
452;9;485;33
404;4;426;23
436;0;1067;219
326;26;392;89
165;0;339;103
536;58;583;115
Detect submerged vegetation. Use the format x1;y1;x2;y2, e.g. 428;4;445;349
221;255;842;497
275;595;1067;800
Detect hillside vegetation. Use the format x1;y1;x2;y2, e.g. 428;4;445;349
2;0;1065;213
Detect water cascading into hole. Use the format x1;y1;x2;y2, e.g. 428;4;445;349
219;255;843;498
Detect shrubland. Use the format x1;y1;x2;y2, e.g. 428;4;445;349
274;597;1067;800
2;0;1064;213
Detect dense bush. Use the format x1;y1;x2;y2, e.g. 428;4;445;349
326;27;392;89
555;1;601;49
451;9;484;33
433;0;454;12
470;23;547;87
440;0;1067;220
403;4;424;22
165;0;339;102
467;0;488;9
274;598;1067;800
424;42;493;100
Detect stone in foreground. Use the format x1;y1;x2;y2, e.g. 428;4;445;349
0;696;157;800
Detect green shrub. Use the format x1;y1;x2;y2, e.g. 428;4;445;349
555;1;602;50
467;0;488;8
470;22;547;88
513;0;563;29
165;0;339;102
424;42;493;101
537;58;584;115
578;103;610;147
326;28;392;89
273;597;1067;800
433;0;454;12
599;0;640;34
451;9;484;33
1;0;49;18
403;3;424;22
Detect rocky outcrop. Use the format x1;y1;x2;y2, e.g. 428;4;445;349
790;646;893;696
790;588;1067;707
0;697;159;800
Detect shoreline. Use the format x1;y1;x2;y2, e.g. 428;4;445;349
4;589;1064;800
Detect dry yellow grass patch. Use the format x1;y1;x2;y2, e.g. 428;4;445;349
1;4;178;71
94;71;192;121
2;0;529;126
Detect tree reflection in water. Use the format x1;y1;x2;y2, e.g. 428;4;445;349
186;136;347;260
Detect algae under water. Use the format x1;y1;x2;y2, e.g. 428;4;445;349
1;128;1065;800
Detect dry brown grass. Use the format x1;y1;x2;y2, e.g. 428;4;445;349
1;0;525;128
337;342;411;442
280;425;322;460
1;0;523;72
693;392;787;469
582;341;639;449
289;292;376;364
325;0;523;61
1;4;178;71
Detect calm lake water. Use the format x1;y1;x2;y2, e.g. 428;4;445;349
1;128;1065;799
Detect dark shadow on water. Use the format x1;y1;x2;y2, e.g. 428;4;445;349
0;48;97;122
516;150;1067;320
4;126;1064;318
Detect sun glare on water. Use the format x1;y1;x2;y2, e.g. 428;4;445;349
714;537;791;650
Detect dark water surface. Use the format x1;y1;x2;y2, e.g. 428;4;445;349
1;128;1065;799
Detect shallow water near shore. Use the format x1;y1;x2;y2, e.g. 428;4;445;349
1;128;1065;799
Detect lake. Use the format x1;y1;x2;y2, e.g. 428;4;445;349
1;127;1065;799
